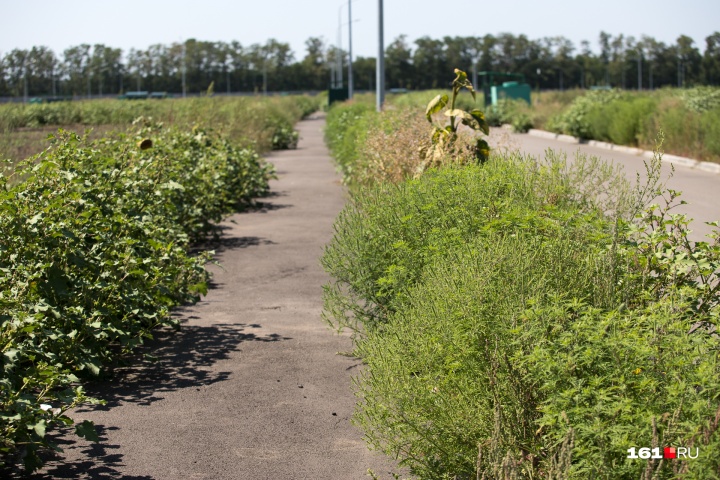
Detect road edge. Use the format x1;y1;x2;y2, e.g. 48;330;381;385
524;128;720;175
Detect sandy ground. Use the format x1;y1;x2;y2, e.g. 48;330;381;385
31;114;398;480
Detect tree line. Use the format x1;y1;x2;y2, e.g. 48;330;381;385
2;31;719;98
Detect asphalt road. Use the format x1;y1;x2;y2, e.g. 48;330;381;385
488;128;720;241
32;114;397;480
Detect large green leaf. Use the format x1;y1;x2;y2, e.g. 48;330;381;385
445;108;474;120
32;419;47;438
425;95;448;122
475;138;490;162
469;110;490;135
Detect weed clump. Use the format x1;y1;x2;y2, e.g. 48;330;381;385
323;89;720;477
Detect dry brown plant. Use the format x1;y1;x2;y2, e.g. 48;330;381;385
357;107;485;185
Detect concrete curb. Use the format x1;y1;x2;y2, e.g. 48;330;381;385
527;129;719;175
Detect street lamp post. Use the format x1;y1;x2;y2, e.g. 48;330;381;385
348;0;353;99
337;6;343;88
376;0;384;111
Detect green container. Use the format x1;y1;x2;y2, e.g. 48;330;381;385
491;82;531;105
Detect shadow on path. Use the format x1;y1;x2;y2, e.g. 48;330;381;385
34;425;152;480
80;321;289;410
28;321;290;479
195;234;277;256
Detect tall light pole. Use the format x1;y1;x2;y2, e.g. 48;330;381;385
348;0;354;99
337;6;343;88
376;0;384;111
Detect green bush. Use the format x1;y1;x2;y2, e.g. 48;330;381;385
322;129;720;477
324;102;375;184
545;87;720;162
679;86;720;113
485;99;530;128
356;224;720;478
700;108;720;158
648;102;720;160
355;231;615;478
0;121;274;472
511;112;534;133
550;89;623;138
321;151;629;336
586;97;657;146
118;119;274;241
0;95;318;162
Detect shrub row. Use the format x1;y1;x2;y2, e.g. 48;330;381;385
323;100;720;478
548;88;720;162
0;119;275;472
0;95;322;157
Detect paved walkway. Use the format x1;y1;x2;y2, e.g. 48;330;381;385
36;114;396;480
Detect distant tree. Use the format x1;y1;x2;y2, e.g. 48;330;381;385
301;37;327;90
351;56;376;92
88;44;123;95
3;49;29;97
443;36;474;76
385;35;414;89
609;34;626;88
4;31;720;98
0;56;8;96
478;34;498;72
576;40;599;88
639;35;663;89
703;32;720;85
62;44;91;96
676;35;702;86
413;36;447;89
598;31;612;85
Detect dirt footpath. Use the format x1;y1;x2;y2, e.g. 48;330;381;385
35;114;397;480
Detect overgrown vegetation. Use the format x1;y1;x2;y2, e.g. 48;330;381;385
0;94;317;473
0;95;319;165
322;77;720;478
547;87;720;161
324;82;490;188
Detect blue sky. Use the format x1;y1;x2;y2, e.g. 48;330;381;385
1;0;718;59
